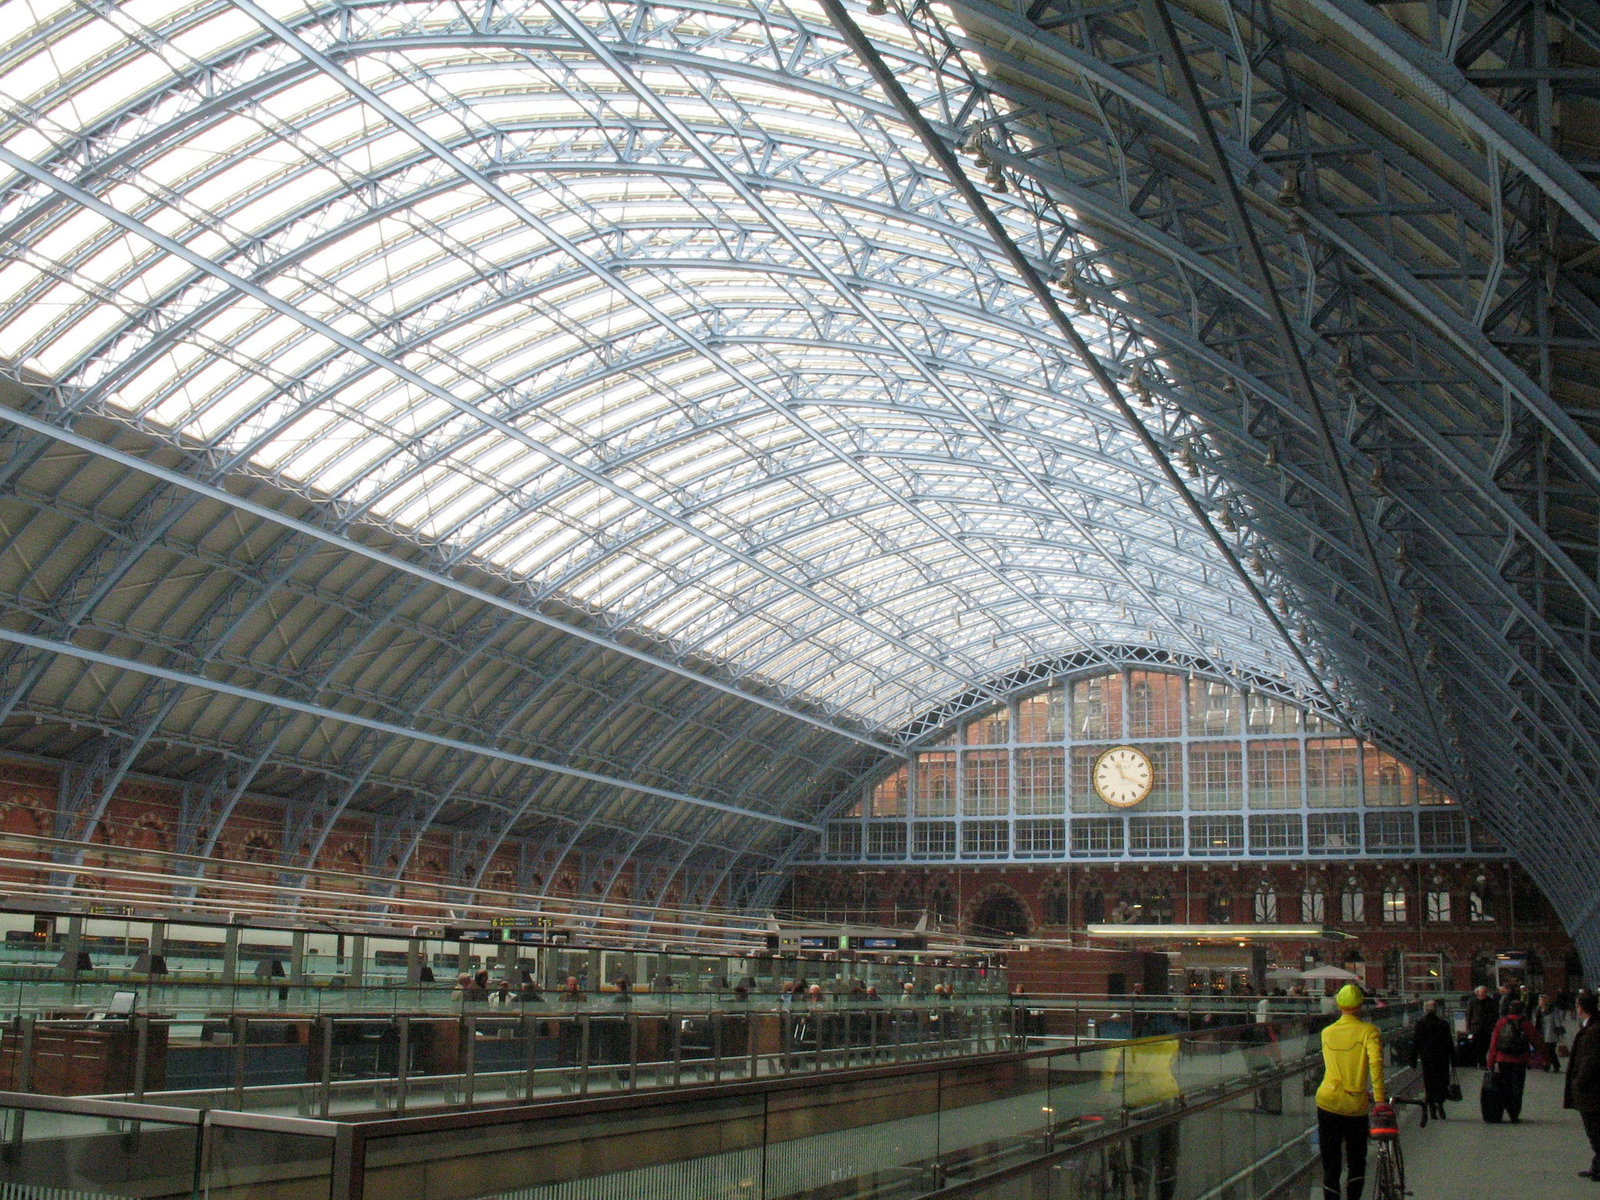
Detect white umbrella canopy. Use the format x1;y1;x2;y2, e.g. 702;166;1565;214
1298;965;1361;982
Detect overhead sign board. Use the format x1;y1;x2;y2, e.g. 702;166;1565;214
446;928;501;943
505;928;570;945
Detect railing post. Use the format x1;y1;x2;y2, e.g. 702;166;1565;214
671;1014;683;1087
710;1010;722;1084
331;1123;362;1200
748;1013;758;1080
462;1014;476;1108
524;1013;539;1102
132;1014;149;1102
394;1016;409;1115
16;1015;34;1093
578;1014;591;1096
231;1016;248;1110
318;1015;334;1119
627;1013;640;1092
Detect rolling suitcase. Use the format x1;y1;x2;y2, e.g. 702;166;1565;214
1480;1070;1505;1123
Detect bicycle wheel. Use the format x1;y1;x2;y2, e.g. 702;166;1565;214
1390;1138;1405;1196
1373;1144;1404;1200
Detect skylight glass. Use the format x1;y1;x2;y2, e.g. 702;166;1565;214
0;0;1290;729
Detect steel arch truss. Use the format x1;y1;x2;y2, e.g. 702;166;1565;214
0;0;1597;964
873;0;1600;961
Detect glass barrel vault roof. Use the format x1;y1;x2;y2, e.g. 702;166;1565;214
0;0;1297;735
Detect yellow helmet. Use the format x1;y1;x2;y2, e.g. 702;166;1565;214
1335;983;1365;1009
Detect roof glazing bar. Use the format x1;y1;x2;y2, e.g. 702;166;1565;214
0;401;901;757
0;624;821;833
217;0;1002;699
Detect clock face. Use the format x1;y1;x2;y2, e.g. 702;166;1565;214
1093;745;1154;808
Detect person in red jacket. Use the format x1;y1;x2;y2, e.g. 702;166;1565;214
1487;999;1548;1122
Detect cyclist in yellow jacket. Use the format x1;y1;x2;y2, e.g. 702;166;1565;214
1102;1027;1182;1200
1317;983;1389;1200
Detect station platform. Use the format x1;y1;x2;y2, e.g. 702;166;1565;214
1306;1066;1596;1200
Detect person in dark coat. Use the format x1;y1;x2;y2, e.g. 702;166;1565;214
1412;998;1456;1119
1487;999;1547;1123
1466;985;1498;1068
1566;991;1600;1179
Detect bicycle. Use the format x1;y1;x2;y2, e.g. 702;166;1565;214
1371;1097;1429;1200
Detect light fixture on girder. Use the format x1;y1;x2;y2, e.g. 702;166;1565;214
1057;270;1090;313
1276;164;1303;210
1335;343;1356;391
1130;369;1153;407
1276;164;1309;234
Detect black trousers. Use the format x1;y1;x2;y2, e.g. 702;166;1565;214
1582;1109;1600;1177
1130;1122;1179;1200
1495;1063;1528;1119
1319;1108;1369;1200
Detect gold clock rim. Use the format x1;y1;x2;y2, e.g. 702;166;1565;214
1092;744;1155;809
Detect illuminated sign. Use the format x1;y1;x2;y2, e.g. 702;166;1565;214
505;928;570;945
446;928;501;943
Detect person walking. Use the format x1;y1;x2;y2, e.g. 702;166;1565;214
1466;985;1498;1067
1536;993;1565;1072
1566;991;1600;1180
1317;983;1390;1200
1412;998;1456;1119
1486;999;1547;1123
1103;1025;1181;1200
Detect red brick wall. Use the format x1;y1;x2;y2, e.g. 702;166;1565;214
789;860;1578;990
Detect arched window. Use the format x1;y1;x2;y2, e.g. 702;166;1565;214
1426;889;1451;922
1081;887;1105;924
1253;882;1278;922
1301;878;1327;923
1207;889;1232;923
893;886;920;923
1340;879;1365;923
1042;884;1071;926
1470;872;1497;922
1382;886;1406;923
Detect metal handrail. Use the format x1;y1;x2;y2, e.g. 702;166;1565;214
0;1006;1421;1200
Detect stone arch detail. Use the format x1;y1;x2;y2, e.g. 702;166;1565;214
964;882;1033;937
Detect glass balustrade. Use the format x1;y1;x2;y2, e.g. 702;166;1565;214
0;1007;1419;1200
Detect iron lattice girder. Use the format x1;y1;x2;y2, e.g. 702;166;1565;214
0;466;846;819
889;0;1600;921
0;428;883;838
0;0;1598;932
928;4;1600;678
0;0;1286;713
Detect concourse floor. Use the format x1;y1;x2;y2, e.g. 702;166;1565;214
1309;1067;1597;1200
